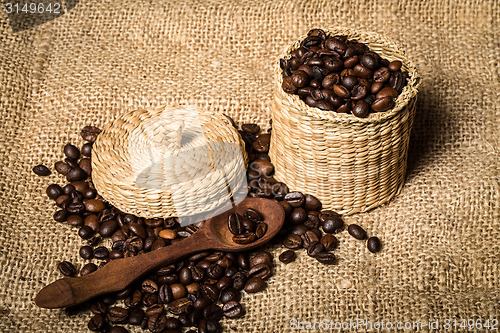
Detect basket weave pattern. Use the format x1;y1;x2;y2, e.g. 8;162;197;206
270;27;421;215
91;105;247;218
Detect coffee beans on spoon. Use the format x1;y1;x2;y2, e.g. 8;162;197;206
281;29;409;117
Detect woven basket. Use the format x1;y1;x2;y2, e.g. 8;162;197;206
269;27;421;215
91;105;247;219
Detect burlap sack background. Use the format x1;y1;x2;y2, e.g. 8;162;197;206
0;0;498;332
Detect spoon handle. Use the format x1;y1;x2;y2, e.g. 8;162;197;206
35;230;213;309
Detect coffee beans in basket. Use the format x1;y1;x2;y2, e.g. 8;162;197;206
280;28;409;117
35;119;382;332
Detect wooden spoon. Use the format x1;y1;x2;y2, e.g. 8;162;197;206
35;197;284;309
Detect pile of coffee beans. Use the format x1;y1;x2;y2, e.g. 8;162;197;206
280;28;409;117
35;120;381;333
228;209;267;244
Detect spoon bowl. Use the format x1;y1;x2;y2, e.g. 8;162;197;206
35;197;284;309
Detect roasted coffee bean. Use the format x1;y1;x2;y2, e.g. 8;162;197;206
109;249;123;260
201;284;219;302
203;303;223;321
84;199;104;213
252;133;270;153
85;215;100;231
249;159;274;177
78;225;94;239
373;67;390;83
65;158;79;169
33;164;51;176
141;279;158;294
83;188;97;199
170;283;187;299
353;64;372;78
304;194;322;211
190;266;206;282
241;123;260;135
58;261;77;276
376;87;398;99
325;37;347;54
116;287;133;300
290;207;308;225
148;313;168;333
108;326;128;333
352;100;370;118
178;267;193;285
55;161;71;175
284;191;305;207
158;285;174;304
165;317;182;330
46;184;63;199
388;60;402;71
88;314;106;331
291;70;309;88
66;167;87;182
289;224;308;236
158;228;176;240
127;222;147;239
102;294;117;305
341;75;358;90
301;230;320;249
128;308;145;325
81;142;93;157
248;263;272;280
348;224;368;240
224;266;238;278
351;84;368;100
304;213;321;229
321;73;339;90
222;300;244;319
244;277;266;293
64;143;80;160
100;220;118;237
145;304;164;317
244;208;263;222
371;96;394;112
241;217;256;232
320;234;339;251
255;223;267;238
367;236;382;253
67;201;85;215
80;263;97;276
216;276;232;291
279;250;296;264
343;55;359;68
307;242;325;257
333;84;350;98
167;297;193;315
315;252;336;264
90;301;108;315
364;94;376;105
232;271;247;290
360;53;378;70
236;254;249;270
250;251;273;267
337;100;351;111
79;158;92;175
390;70;406;93
62;184;76;195
207;264;224;280
322;215;344;233
53;209;68;222
107;306;129;323
79;245;93;259
81;126;101;142
220;287;241;304
232;233;257;244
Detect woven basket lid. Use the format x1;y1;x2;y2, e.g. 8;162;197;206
91;105;248;224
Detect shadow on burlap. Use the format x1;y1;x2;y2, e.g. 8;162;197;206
0;0;498;332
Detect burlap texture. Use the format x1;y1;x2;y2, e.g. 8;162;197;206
0;0;498;332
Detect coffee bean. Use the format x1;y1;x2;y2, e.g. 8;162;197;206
33;164;51;176
78;225;94;239
320;234;339;251
371;96;394;112
128;308;145;325
207;264;224;280
353;64;372;78
67;201;85;215
376;87;398;99
279;250;296;264
304;213;320;229
241;217;257;232
388;60;402;71
307;242;325;257
88;314;106;331
46;184;63;199
158;285;174;304
90;301;108;315
107;306;129;323
148;313;168;333
348;224;367;240
289;224;308;236
66;167;87;182
80;263;98;276
100;220;118;237
167;297;193;315
390;70;406;93
109;249;123;260
64;143;80;160
249;160;274;177
325;37;347;55
79;245;93;259
241;123;260;135
81;126;101;142
108;326;128;333
55;161;71;175
165;317;182;330
79;158;92;175
373;67;390;83
290;207;308;225
232;271;247;290
58;261;77;276
351;84;368;100
85;215;100;231
92;246;108;259
291;70;309;88
244;208;263;223
250;251;273;267
145;304;164;317
322;215;344;233
314;252;336;264
222;300;244;319
282;76;297;93
367;236;382;253
284;191;305;208
304;194;322;211
203;303;223;321
352;100;370;118
301;230;320;249
201;284;219;302
333;84;350;98
255;223;267;238
244;277;266;293
81;142;93;157
341;75;358;90
232;233;257;244
248;263;272;280
220;288;241;304
85;199;105;213
361;53;379;70
53;209;68;222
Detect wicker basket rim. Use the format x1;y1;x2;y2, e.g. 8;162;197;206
276;27;422;124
